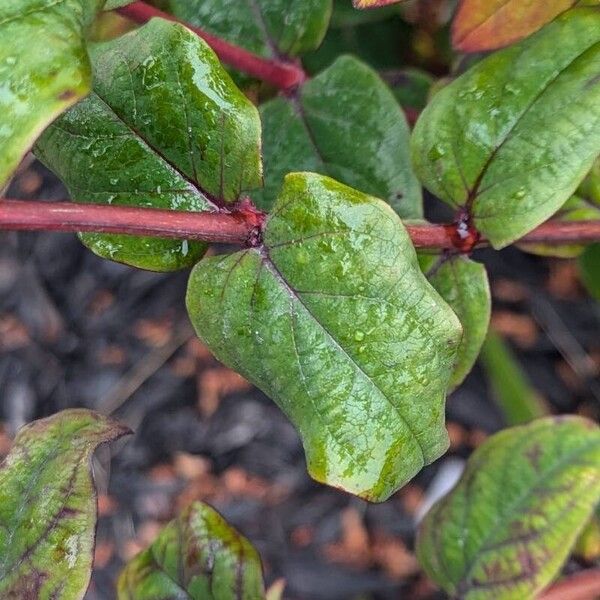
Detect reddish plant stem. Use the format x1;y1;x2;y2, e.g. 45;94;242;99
116;1;307;91
538;568;600;600
3;200;600;251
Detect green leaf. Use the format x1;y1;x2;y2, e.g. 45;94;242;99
479;331;547;425
154;0;332;58
579;243;600;300
417;416;600;600
0;409;131;600
519;158;600;257
35;18;262;272
574;507;600;562
118;501;265;599
186;172;462;501
452;0;576;53
0;0;103;189
255;56;422;219
103;0;134;8
386;67;434;114
428;256;490;388
412;8;600;248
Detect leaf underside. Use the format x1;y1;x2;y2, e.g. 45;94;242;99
118;502;265;599
0;409;131;600
452;0;576;52
417;416;600;599
256;55;422;219
35;18;262;272
187;172;462;502
412;8;600;248
0;0;103;190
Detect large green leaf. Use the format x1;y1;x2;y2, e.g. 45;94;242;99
520;158;600;257
417;416;600;599
412;8;600;248
0;409;131;599
118;501;265;599
187;172;462;501
35;18;262;272
255;56;422;218
153;0;332;59
428;256;490;389
0;0;104;189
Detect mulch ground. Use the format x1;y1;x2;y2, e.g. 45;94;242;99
1;162;599;599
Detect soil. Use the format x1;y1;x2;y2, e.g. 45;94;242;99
1;163;599;599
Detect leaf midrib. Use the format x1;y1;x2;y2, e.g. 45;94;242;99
458;434;600;592
466;37;600;209
92;91;222;212
260;247;427;464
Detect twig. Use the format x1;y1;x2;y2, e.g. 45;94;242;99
538;568;600;600
2;199;600;251
116;1;307;91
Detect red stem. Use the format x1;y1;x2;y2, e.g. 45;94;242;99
538;568;600;600
116;1;307;91
2;200;600;250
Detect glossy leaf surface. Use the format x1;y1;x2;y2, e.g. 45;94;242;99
35;18;261;271
0;0;102;189
256;56;421;218
118;502;265;599
155;0;332;58
417;416;600;599
428;256;490;388
0;409;131;599
187;172;462;501
452;0;576;52
412;9;600;248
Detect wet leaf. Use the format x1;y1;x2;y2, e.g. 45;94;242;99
417;416;600;600
452;0;576;52
412;8;600;248
428;256;490;388
479;331;547;426
519;158;600;258
187;172;462;501
0;409;131;600
579;243;600;300
0;0;103;189
118;501;265;599
256;56;422;219
35;18;261;272
154;0;332;59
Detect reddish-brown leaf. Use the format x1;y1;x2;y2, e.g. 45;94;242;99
452;0;576;52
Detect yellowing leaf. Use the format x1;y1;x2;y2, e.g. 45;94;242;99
187;172;462;501
452;0;576;52
353;0;401;7
0;410;131;599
